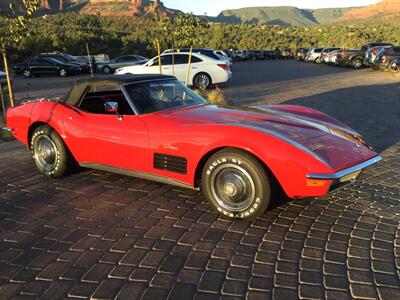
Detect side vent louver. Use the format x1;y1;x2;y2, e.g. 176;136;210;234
154;153;187;175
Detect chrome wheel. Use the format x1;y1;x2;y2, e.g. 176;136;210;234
23;69;31;78
102;66;112;74
33;135;58;172
210;164;255;212
353;59;363;69
195;74;211;89
59;69;67;77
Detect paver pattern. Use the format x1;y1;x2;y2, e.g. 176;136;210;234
1;61;400;299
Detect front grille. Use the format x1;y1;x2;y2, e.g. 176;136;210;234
154;153;187;175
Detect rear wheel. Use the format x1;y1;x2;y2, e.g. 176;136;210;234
315;57;321;64
352;58;363;69
193;73;212;90
30;125;72;178
391;63;400;73
201;148;271;221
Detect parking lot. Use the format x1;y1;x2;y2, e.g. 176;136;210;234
1;60;400;299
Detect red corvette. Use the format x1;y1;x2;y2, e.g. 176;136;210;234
4;74;381;220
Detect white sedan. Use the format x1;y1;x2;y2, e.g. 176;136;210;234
115;53;232;89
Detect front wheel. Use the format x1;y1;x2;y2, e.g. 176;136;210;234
193;73;212;90
59;68;68;77
102;66;112;74
30;125;72;178
201;148;271;221
23;69;32;78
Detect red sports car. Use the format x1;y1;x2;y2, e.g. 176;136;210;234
4;74;381;220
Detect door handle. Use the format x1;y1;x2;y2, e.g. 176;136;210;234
192;67;198;69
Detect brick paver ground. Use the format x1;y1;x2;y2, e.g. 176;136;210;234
1;61;399;299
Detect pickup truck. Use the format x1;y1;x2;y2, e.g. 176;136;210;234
339;42;394;69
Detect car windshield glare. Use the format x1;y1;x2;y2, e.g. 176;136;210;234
125;80;209;114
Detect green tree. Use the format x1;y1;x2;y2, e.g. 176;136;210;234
0;0;41;107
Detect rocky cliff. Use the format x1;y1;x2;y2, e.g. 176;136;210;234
340;0;400;21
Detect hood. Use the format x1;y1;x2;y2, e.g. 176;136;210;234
164;104;377;171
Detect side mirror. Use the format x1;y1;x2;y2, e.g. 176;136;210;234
105;101;122;120
147;60;155;67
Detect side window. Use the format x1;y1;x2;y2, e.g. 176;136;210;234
124;56;138;62
78;85;134;115
151;55;173;66
191;56;202;63
39;59;52;65
174;55;190;65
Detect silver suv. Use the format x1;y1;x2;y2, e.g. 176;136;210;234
305;48;324;63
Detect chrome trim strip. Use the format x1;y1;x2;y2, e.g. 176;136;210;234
121;85;140;115
2;127;13;132
79;162;199;191
307;156;382;180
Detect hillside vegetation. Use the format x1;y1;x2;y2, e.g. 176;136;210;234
213;6;353;26
3;13;399;63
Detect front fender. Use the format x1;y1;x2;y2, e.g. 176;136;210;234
193;125;333;198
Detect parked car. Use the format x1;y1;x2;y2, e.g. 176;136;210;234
324;50;342;65
36;53;90;73
4;74;381;220
391;58;400;73
233;50;248;61
264;50;278;60
305;48;324;63
0;70;8;85
96;55;148;74
340;43;394;69
247;50;265;60
215;50;233;64
296;48;310;61
280;48;292;60
320;48;341;64
364;46;392;66
372;46;400;70
115;52;231;90
13;57;83;78
361;42;394;52
176;48;231;66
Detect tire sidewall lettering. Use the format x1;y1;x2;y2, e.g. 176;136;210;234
31;129;62;176
206;156;262;219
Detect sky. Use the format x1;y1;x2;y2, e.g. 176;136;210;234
163;0;381;16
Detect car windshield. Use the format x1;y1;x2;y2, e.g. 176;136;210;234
125;80;208;114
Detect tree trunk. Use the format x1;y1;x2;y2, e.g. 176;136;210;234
2;51;15;108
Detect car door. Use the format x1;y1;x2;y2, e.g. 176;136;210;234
169;54;190;82
28;59;46;75
172;54;204;83
64;84;150;172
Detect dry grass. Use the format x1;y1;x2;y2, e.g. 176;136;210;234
194;87;228;105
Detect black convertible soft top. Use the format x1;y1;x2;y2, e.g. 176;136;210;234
63;74;176;106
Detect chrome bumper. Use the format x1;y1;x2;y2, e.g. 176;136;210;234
307;156;382;180
1;127;13;132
